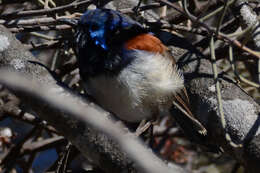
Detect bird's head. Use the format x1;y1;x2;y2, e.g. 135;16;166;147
73;9;168;77
73;9;151;76
75;9;146;51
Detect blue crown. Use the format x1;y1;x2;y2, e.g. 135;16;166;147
78;9;144;50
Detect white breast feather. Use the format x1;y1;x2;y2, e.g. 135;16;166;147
119;50;184;105
87;50;184;122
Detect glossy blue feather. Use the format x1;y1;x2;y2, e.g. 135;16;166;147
79;9;142;50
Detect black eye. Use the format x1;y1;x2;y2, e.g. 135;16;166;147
91;23;99;31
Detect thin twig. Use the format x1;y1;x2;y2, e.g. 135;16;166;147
0;0;92;19
209;1;243;148
29;32;58;41
9;25;72;33
21;136;66;156
229;46;260;88
26;40;61;50
156;0;260;59
216;0;229;34
200;0;236;22
210;37;242;148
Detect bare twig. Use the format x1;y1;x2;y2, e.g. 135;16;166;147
228;46;260;88
210;36;242;148
156;0;260;59
8;24;72;33
21;136;66;155
3;106;58;133
0;0;92;19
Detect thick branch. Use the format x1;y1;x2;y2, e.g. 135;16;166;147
171;43;260;173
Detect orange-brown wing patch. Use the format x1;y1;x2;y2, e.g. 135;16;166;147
125;34;167;54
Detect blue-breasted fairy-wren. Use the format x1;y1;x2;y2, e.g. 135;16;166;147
66;8;207;137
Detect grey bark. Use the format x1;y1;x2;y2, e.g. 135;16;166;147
176;47;260;173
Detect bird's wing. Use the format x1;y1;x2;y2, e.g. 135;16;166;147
125;33;167;53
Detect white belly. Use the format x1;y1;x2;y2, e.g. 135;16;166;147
84;50;184;122
86;75;152;122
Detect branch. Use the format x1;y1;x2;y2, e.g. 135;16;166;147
0;0;93;19
156;0;260;59
171;41;260;173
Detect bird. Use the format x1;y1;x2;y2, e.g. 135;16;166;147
72;8;207;138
